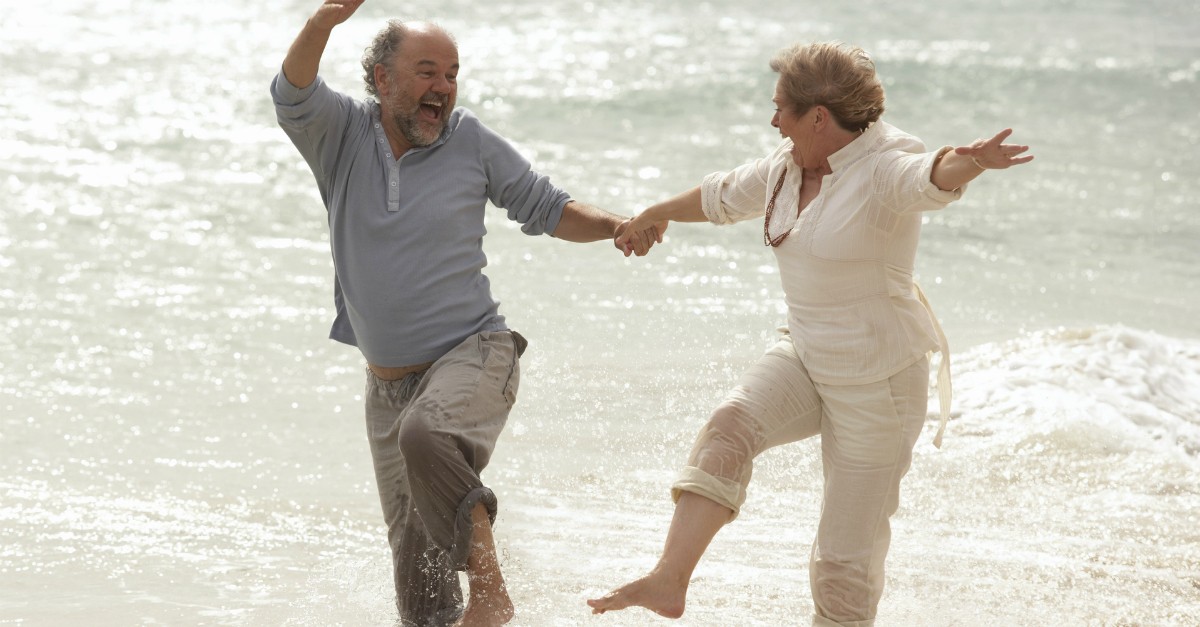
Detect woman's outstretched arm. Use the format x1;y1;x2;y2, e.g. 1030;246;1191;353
931;128;1033;192
613;186;707;254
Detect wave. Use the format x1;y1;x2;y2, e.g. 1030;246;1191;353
945;325;1200;459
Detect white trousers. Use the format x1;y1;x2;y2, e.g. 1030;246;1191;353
671;334;929;626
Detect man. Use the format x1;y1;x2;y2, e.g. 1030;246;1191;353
271;2;656;625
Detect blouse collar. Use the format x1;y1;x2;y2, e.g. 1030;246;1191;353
826;120;886;174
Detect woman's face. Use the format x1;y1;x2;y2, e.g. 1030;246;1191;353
771;80;815;168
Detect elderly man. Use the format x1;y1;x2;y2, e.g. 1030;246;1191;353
271;1;654;625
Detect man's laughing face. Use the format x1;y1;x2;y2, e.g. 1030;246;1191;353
379;26;458;150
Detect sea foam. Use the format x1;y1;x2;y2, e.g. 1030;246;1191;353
944;325;1200;460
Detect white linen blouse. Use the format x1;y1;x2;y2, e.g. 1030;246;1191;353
700;121;962;445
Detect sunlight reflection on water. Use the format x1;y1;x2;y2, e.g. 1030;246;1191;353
2;0;1198;624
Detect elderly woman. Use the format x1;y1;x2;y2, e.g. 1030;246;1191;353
588;42;1032;625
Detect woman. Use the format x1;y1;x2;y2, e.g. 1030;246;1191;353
590;42;1032;625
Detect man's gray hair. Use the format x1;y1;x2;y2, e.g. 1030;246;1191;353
361;20;456;100
361;20;407;99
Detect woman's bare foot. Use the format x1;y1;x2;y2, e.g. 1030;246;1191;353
586;569;688;618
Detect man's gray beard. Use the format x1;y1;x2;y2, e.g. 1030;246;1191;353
394;110;442;148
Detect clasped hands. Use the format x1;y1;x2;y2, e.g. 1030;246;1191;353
613;213;669;257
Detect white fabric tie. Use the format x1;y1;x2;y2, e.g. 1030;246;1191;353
913;282;952;448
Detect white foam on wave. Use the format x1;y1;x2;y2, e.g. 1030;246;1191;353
887;326;1200;625
945;325;1200;460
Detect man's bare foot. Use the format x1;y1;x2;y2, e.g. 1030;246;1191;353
455;503;513;626
586;569;688;618
452;592;514;627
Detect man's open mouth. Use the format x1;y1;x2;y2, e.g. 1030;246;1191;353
419;101;443;121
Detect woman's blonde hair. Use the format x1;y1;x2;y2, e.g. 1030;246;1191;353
769;42;885;132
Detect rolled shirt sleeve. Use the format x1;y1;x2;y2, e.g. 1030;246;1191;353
700;142;792;225
476;123;570;236
270;70;358;204
874;141;965;214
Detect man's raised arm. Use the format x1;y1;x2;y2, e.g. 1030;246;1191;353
282;0;366;88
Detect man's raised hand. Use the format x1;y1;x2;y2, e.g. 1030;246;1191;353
310;0;366;30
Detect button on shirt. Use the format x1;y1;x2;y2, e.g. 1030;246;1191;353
700;121;964;386
271;72;571;366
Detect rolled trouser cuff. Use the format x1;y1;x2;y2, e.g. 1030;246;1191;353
448;486;498;571
670;465;745;523
813;613;874;627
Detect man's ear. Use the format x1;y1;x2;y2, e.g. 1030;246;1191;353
374;63;390;97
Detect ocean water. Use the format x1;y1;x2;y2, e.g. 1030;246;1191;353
1;0;1198;625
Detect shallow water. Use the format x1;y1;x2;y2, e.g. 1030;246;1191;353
2;0;1198;625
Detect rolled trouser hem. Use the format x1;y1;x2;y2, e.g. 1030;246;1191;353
813;614;873;627
448;486;498;571
398;604;464;627
670;466;744;522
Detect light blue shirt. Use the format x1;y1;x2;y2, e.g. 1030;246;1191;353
271;72;570;365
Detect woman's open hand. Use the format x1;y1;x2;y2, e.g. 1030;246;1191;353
956;128;1033;170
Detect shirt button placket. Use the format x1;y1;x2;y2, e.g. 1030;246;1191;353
388;165;400;212
376;120;401;212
